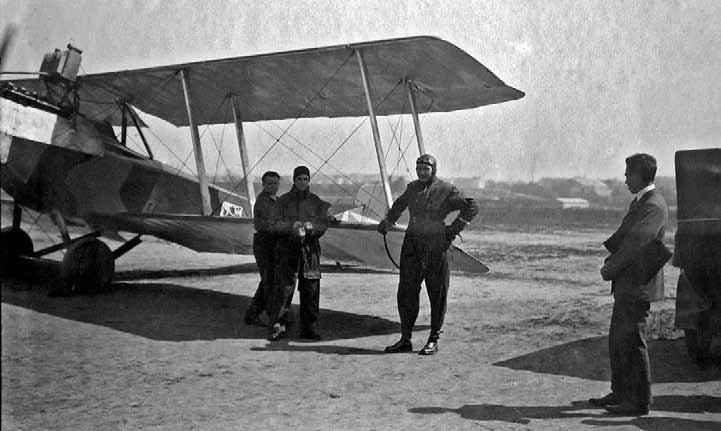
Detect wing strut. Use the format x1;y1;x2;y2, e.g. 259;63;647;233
355;48;393;210
179;69;212;216
406;80;426;155
120;103;127;146
231;96;256;215
127;105;153;159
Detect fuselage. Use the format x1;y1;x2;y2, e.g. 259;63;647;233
0;95;246;220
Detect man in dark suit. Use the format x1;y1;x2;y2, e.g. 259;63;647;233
590;153;668;416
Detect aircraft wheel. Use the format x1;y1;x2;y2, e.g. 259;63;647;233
0;227;33;275
60;238;115;294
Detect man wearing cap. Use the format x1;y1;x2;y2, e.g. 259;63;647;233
243;171;281;326
266;166;331;341
377;154;479;355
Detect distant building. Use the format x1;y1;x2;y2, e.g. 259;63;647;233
448;177;485;189
571;177;612;198
556;197;590;209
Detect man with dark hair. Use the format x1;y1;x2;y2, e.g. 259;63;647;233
377;154;479;355
266;166;331;341
590;153;667;416
624;153;657;183
243;171;281;326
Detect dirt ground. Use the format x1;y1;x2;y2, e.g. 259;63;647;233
2;227;720;430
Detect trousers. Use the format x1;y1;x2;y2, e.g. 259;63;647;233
268;265;320;330
609;298;652;407
247;234;276;316
397;234;450;340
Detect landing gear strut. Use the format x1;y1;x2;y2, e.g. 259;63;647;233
3;204;142;296
45;209;113;296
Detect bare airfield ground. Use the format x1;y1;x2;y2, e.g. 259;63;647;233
2;227;720;430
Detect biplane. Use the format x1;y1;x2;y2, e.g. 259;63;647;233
0;34;524;294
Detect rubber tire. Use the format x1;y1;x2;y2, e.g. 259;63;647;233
0;228;33;275
60;238;114;294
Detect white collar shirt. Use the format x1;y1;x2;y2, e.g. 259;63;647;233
635;183;655;201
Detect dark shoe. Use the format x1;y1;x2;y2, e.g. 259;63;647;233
384;339;413;353
267;324;286;341
298;329;322;341
418;339;438;355
589;393;620;407
605;403;649;416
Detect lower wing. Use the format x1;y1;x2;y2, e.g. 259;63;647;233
87;212;489;273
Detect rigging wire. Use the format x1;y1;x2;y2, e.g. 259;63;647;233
219;76;406;219
140;93;232;214
253;125;361;203
301;79;406;207
215;51;358;204
239;51;356;182
364;93;408;217
394;132;417;178
85;71;179;126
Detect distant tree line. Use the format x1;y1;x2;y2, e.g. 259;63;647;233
213;174;677;211
480;176;677;209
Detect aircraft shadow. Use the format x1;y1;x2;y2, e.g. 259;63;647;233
410;395;720;427
493;336;721;383
1;278;408;343
115;262;392;281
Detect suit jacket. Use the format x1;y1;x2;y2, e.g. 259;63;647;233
603;189;668;301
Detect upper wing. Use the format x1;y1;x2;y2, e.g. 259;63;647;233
5;36;523;126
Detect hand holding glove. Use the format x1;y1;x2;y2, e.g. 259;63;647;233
303;221;314;234
292;221;306;239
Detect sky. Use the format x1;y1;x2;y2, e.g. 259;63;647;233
2;0;720;181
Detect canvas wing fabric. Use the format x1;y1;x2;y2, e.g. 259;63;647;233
4;36;524;128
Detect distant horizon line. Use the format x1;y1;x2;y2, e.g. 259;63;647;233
210;173;676;182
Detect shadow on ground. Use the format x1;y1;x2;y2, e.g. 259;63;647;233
114;263;392;281
411;395;720;427
582;416;720;431
249;340;388;355
409;400;602;424
493;336;721;383
1;277;405;343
